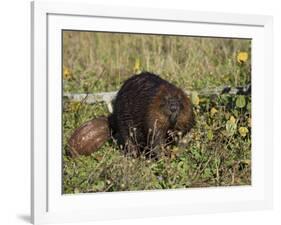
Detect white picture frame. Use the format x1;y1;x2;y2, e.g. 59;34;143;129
31;1;273;224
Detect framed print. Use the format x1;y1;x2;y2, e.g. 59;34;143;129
31;1;273;224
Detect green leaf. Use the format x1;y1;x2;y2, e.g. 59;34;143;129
207;130;214;140
225;120;237;136
92;181;106;191
236;95;246;108
203;168;212;178
247;102;251;111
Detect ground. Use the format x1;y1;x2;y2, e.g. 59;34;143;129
62;31;251;193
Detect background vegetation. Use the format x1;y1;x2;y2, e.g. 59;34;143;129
63;31;251;194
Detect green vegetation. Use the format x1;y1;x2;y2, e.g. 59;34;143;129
63;31;251;194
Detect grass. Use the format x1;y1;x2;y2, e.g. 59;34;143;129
62;31;251;194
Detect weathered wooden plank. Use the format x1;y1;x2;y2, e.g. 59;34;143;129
64;91;117;103
63;84;251;113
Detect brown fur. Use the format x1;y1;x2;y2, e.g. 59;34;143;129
109;72;195;158
68;72;194;158
147;84;194;140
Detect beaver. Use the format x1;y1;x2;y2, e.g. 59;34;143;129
109;72;194;158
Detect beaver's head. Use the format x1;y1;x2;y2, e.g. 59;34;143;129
159;92;183;126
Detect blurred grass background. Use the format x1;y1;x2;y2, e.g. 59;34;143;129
63;31;251;93
63;31;251;194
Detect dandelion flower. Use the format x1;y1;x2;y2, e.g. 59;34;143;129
133;58;142;74
63;67;72;80
239;127;249;137
229;116;236;124
69;102;80;112
210;107;218;117
237;52;248;63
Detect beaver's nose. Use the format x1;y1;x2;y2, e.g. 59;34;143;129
170;103;178;112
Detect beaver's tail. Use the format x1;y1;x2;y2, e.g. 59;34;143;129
67;116;111;157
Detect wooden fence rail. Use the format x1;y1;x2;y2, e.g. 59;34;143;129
63;84;251;113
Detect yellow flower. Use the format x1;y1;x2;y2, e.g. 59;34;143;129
210;107;218;117
133;58;142;74
63;67;72;80
193;96;200;105
229;116;236;124
239;127;249;137
237;52;248;63
68;102;80;112
191;91;200;106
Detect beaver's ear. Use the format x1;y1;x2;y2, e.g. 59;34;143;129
158;84;168;94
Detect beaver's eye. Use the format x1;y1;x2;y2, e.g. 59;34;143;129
164;95;169;101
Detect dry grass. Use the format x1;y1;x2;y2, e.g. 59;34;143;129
63;31;251;92
62;31;251;194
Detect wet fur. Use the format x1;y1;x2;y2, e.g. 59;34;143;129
109;72;194;158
